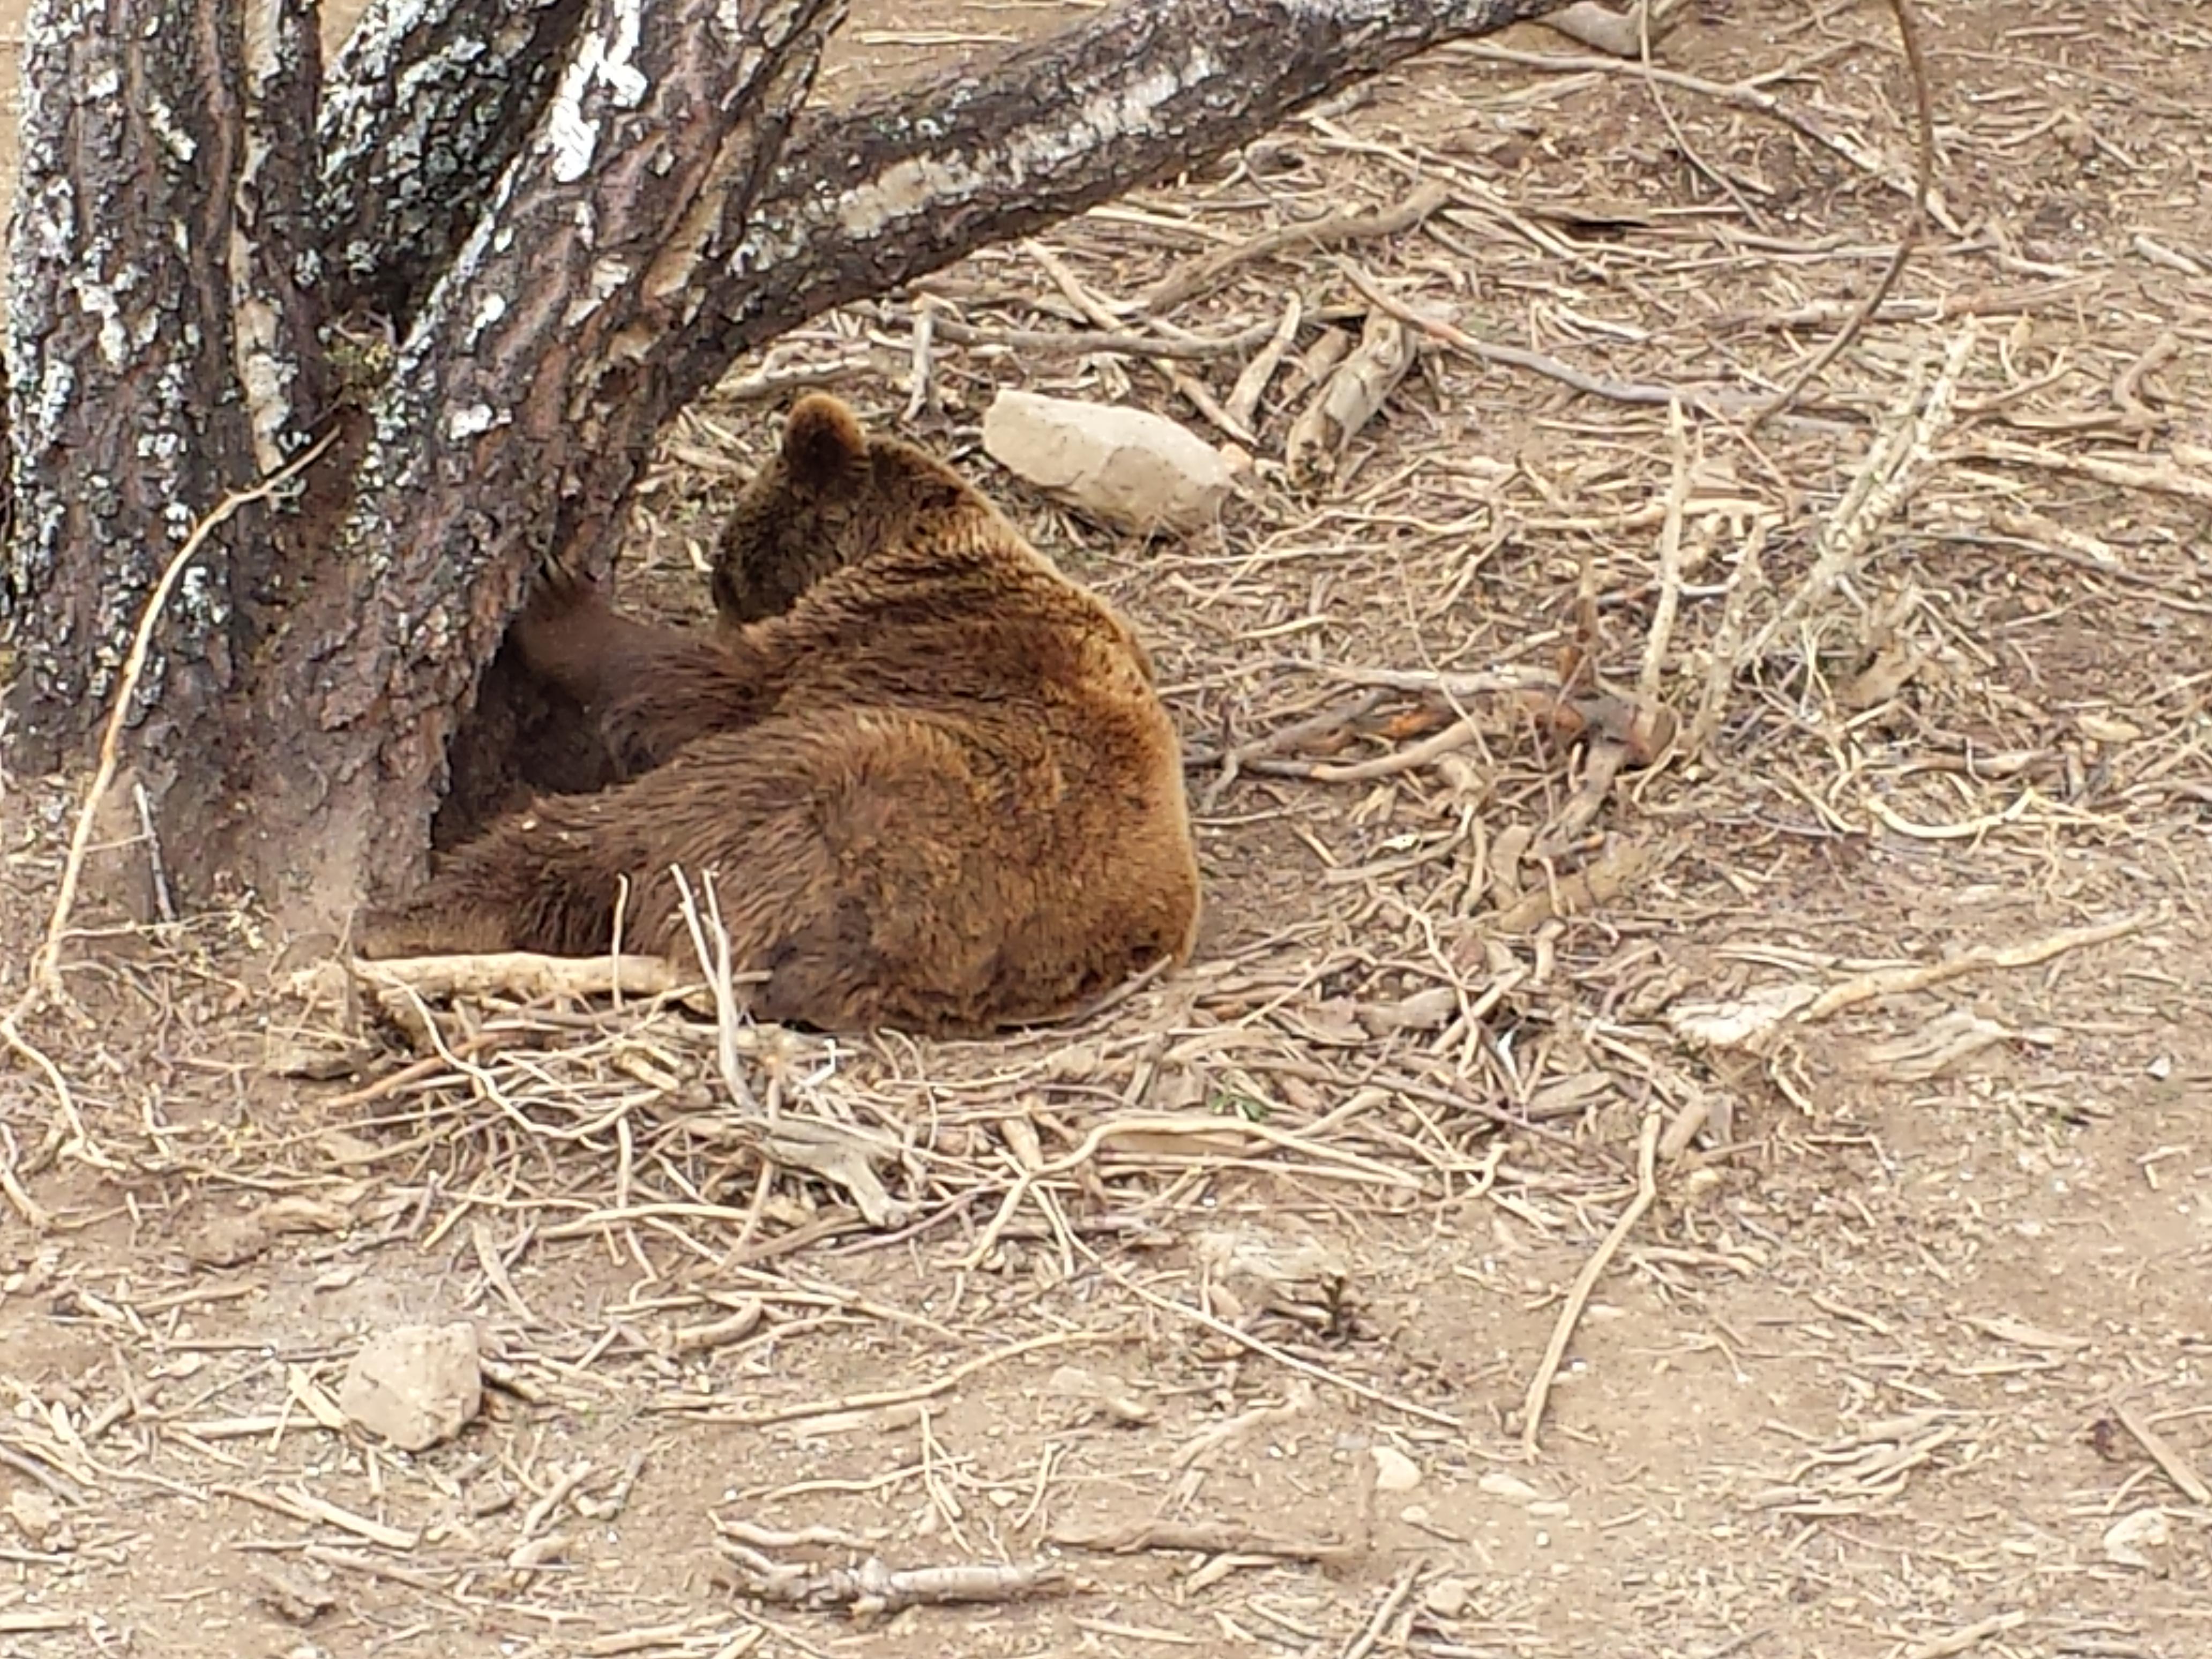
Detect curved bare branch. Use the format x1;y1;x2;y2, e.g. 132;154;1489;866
664;0;1573;415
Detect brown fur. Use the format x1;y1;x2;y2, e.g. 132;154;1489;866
359;394;1202;1037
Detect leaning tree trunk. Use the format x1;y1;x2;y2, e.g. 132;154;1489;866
1;0;1566;937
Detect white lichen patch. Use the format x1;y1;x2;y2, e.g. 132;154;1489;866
812;50;1215;249
545;40;607;182
143;92;198;164
242;0;281;84
465;292;508;352
17;175;76;263
599;0;648;106
29;355;74;448
447;402;505;441
229;114;299;473
231;290;294;474
545;0;652;183
561;255;632;327
69;273;129;369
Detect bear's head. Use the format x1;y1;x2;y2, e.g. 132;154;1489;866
710;393;984;624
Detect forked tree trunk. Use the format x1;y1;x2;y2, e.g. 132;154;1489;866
0;0;1565;937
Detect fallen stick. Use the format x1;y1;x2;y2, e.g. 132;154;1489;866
1449;42;1962;233
715;1547;1072;1615
1341;262;1767;416
1521;1108;1661;1456
2108;1399;2212;1507
1638;399;1694;710
1145;180;1451;313
1799;912;2151;1023
1284;307;1417;489
892;310;1279;360
341;950;704;1005
1752;0;1933;427
1224;290;1305;433
1900;1611;2027;1659
1951;439;2212;506
1051;1517;1361;1567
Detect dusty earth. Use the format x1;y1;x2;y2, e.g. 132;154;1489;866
3;2;2211;1657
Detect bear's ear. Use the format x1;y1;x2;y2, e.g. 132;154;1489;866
781;394;868;492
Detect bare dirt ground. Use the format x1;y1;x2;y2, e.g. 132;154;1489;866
4;2;2211;1656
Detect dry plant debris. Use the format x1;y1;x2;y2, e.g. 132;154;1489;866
4;0;2212;1653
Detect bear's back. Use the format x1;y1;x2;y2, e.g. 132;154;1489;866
749;506;1165;750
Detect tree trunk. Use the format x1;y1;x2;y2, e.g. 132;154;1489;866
1;0;1567;939
3;0;327;888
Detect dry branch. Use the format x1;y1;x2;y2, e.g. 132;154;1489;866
715;1548;1072;1616
1450;39;1961;233
1052;1518;1362;1567
1145;179;1451;314
2108;1400;2212;1507
1225;293;1306;432
1953;439;2212;506
1285;309;1418;488
1739;327;1977;671
668;0;1575;417
1798;913;2153;1023
1344;266;1763;415
340;949;698;1006
1751;0;1933;427
1520;1107;1661;1456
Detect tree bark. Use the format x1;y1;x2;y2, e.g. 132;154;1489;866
3;0;329;873
1;0;1569;937
683;0;1566;412
315;0;592;324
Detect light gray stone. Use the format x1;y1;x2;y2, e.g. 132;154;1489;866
981;390;1232;536
339;1322;483;1452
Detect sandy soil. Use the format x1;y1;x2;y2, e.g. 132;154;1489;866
2;3;2209;1657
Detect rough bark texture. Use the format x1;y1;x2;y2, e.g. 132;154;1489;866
2;0;329;865
1;0;1570;934
316;0;592;325
231;0;332;584
540;0;1568;676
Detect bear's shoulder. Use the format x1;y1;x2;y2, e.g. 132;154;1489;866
722;394;1160;693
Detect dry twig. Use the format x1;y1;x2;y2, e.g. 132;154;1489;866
1520;1105;1662;1456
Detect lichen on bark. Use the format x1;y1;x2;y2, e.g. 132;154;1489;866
4;0;265;755
316;0;595;323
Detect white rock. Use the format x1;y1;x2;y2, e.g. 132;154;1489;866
1370;1444;1422;1492
2102;1507;2171;1570
981;390;1232;536
1424;1576;1472;1618
8;1488;63;1545
339;1322;483;1452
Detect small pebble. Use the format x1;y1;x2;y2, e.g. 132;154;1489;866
1370;1444;1422;1492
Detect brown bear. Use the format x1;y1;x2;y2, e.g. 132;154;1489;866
357;393;1203;1037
